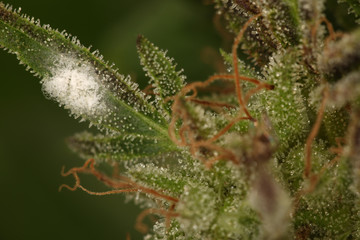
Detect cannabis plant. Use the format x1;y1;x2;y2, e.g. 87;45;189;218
1;0;360;239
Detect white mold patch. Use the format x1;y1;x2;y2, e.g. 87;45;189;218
42;56;106;117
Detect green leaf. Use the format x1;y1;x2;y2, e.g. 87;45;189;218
323;109;349;145
220;49;259;80
128;163;191;197
180;99;219;139
0;3;168;137
137;35;186;119
295;153;359;239
259;48;310;152
278;142;331;195
67;131;179;162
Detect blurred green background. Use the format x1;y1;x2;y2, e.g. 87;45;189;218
0;0;221;239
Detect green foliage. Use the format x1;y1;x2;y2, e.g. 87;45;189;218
0;2;168;136
259;48;310;152
137;35;186;119
295;155;358;238
2;0;360;239
339;0;360;23
67;132;180;162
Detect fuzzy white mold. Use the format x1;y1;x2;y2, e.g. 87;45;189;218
42;56;106;117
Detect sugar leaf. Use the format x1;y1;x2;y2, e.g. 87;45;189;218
128;163;191;197
137;35;186;119
0;3;168;136
67;131;180;162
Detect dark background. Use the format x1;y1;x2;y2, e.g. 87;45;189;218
0;1;221;239
0;0;356;239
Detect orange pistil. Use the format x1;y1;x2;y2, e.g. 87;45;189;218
232;13;262;120
166;13;276;168
293;86;340;213
244;83;274;105
60;159;179;204
189;98;236;110
143;84;156;95
311;16;336;48
208;116;252;143
60;159;180;235
304;86;329;178
293;137;345;213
